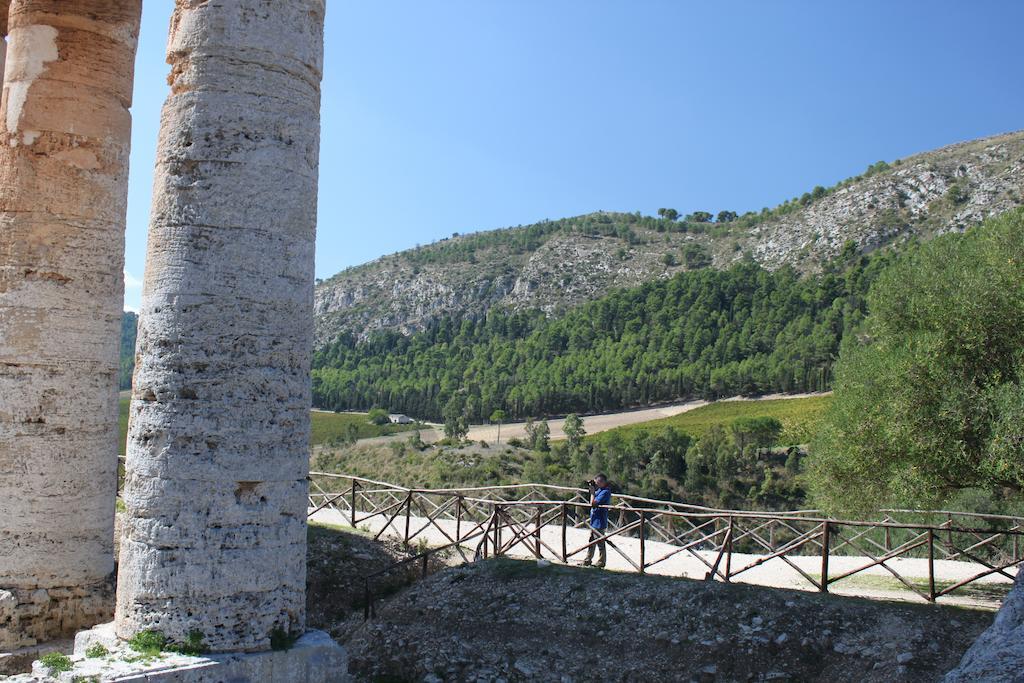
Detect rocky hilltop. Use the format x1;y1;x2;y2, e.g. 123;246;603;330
315;130;1024;345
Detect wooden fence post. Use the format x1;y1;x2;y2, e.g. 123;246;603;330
403;492;412;545
639;512;646;574
456;496;463;544
561;502;568;563
928;528;936;602
820;521;831;593
350;478;358;528
725;516;734;582
533;506;541;558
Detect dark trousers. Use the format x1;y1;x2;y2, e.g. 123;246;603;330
585;525;607;566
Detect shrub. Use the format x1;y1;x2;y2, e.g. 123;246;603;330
40;652;73;675
128;630;166;656
85;643;109;658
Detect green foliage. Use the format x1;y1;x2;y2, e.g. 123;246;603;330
809;208;1024;513
270;628;299;651
525;418;551;452
85;643;109;658
730;416;783;452
367;407;390;425
40;652;73;675
309;410;418;445
314;397;824;510
120;311;138;390
595;396;830;447
563;413;586;454
129;630;167;656
443;394;469;440
680;243;712;269
717;210;738;223
313;254;889;422
657;208;679;221
171;630;207;657
687;211;713;223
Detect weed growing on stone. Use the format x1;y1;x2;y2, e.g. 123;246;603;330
40;652;73;675
270;628;299;651
128;630;167;657
85;643;109;658
170;630;208;656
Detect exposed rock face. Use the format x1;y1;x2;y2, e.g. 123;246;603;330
945;573;1024;682
314;131;1024;345
0;0;140;650
115;0;325;653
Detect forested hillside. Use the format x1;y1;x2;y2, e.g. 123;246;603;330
316;131;1024;344
312;246;892;421
120;311;138;390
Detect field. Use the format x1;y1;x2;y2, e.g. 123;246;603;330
117;398;418;454
588;394;831;446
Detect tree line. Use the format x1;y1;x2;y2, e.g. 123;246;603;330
312;244;893;422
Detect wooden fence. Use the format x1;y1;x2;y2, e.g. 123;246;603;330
309;472;1024;605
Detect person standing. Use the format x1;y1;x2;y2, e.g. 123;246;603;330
584;474;612;568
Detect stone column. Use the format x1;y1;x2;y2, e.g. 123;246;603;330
0;0;141;651
115;1;325;653
0;2;10;79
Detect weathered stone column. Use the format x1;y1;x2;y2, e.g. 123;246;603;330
0;2;10;79
115;1;325;653
0;0;141;651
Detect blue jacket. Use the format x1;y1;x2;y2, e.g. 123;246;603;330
589;487;612;529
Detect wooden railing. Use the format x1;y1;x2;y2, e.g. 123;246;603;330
309;472;1024;607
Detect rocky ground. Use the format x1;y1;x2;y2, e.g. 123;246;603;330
305;522;452;644
342;557;994;683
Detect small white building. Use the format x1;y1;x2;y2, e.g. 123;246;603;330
389;413;414;424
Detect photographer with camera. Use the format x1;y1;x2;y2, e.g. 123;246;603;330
583;474;612;568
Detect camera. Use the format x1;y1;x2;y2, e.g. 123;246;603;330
583;479;595;488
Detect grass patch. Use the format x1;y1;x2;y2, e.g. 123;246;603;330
118;398;420;452
40;652;73;675
310;411;420;445
591;395;831;446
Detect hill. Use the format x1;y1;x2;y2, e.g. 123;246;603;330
315;130;1024;344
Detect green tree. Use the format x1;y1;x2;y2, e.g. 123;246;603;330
657;208;679;221
687;211;713;223
716;210;738;223
809;209;1024;513
490;409;507;445
731;416;783;452
443;395;469;441
367;408;390;426
563;413;586;454
526;418;551;452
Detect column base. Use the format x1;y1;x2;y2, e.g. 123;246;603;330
16;623;349;682
0;581;114;653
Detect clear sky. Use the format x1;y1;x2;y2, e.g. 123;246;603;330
122;1;1024;311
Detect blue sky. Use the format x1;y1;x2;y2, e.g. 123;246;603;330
122;1;1024;311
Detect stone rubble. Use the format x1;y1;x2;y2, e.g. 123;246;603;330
346;559;993;682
